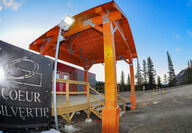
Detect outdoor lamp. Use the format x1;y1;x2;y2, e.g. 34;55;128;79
59;15;75;31
53;15;75;130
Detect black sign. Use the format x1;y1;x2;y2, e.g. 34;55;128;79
0;40;53;128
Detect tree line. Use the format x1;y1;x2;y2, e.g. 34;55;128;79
119;51;176;91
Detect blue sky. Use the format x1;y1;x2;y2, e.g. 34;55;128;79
0;0;192;83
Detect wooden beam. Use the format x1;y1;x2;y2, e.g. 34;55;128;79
67;113;70;125
102;14;120;133
51;91;87;95
113;20;133;64
89;86;105;98
92;25;103;33
56;79;89;85
84;69;88;96
64;11;123;37
130;64;136;109
66;82;69;106
90;94;105;106
52;103;90;114
69;112;75;121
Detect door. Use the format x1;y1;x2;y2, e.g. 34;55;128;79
62;72;69;93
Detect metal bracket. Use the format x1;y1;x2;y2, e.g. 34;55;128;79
84;19;95;27
40;37;51;52
103;13;109;24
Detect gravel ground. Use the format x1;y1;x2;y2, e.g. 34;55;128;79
55;84;192;133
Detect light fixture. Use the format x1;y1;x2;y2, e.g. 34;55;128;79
53;15;75;130
59;15;75;31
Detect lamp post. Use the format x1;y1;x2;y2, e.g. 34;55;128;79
53;16;75;130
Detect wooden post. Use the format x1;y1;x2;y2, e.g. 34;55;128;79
87;84;90;104
130;64;136;110
87;84;90;119
153;88;155;103
84;70;88;96
102;14;120;133
67;113;70;125
66;82;70;125
66;82;69;106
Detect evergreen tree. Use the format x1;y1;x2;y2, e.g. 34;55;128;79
135;60;143;85
142;60;147;84
167;51;176;86
188;61;190;68
126;74;131;91
127;74;131;85
147;57;156;89
164;74;167;84
157;76;162;88
190;59;192;68
120;70;125;91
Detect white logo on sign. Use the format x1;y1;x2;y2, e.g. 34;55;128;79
5;57;43;87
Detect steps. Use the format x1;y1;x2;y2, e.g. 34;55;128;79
90;103;104;119
89;92;127;119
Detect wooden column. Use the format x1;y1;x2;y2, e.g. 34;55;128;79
86;84;90;119
84;69;88;96
66;82;70;125
66;82;69;106
130;64;136;109
102;14;120;133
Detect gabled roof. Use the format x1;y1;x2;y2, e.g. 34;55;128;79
29;1;137;68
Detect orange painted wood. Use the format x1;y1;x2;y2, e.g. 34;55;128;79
84;70;88;96
29;1;137;68
28;2;138;132
130;64;136;109
102;106;120;133
102;19;119;132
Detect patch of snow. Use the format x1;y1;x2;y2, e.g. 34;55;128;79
120;111;125;117
153;101;158;104
41;129;61;133
62;125;79;133
85;118;92;123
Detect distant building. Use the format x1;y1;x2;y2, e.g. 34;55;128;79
55;62;96;95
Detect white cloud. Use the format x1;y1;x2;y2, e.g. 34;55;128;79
175;48;181;52
0;0;22;11
187;30;192;38
67;0;72;8
0;5;2;11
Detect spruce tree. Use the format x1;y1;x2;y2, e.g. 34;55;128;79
127;74;131;85
167;51;176;86
135;60;143;85
164;74;167;84
190;60;192;68
120;70;125;91
188;61;190;68
142;60;147;84
157;76;162;88
127;74;131;91
147;57;156;89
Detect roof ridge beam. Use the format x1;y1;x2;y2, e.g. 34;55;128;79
65;11;123;37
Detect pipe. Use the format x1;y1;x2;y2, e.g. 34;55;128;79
53;27;62;130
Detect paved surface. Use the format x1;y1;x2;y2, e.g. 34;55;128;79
55;84;192;133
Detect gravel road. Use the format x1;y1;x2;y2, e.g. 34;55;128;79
59;84;192;133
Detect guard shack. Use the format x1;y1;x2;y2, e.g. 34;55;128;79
29;1;137;132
